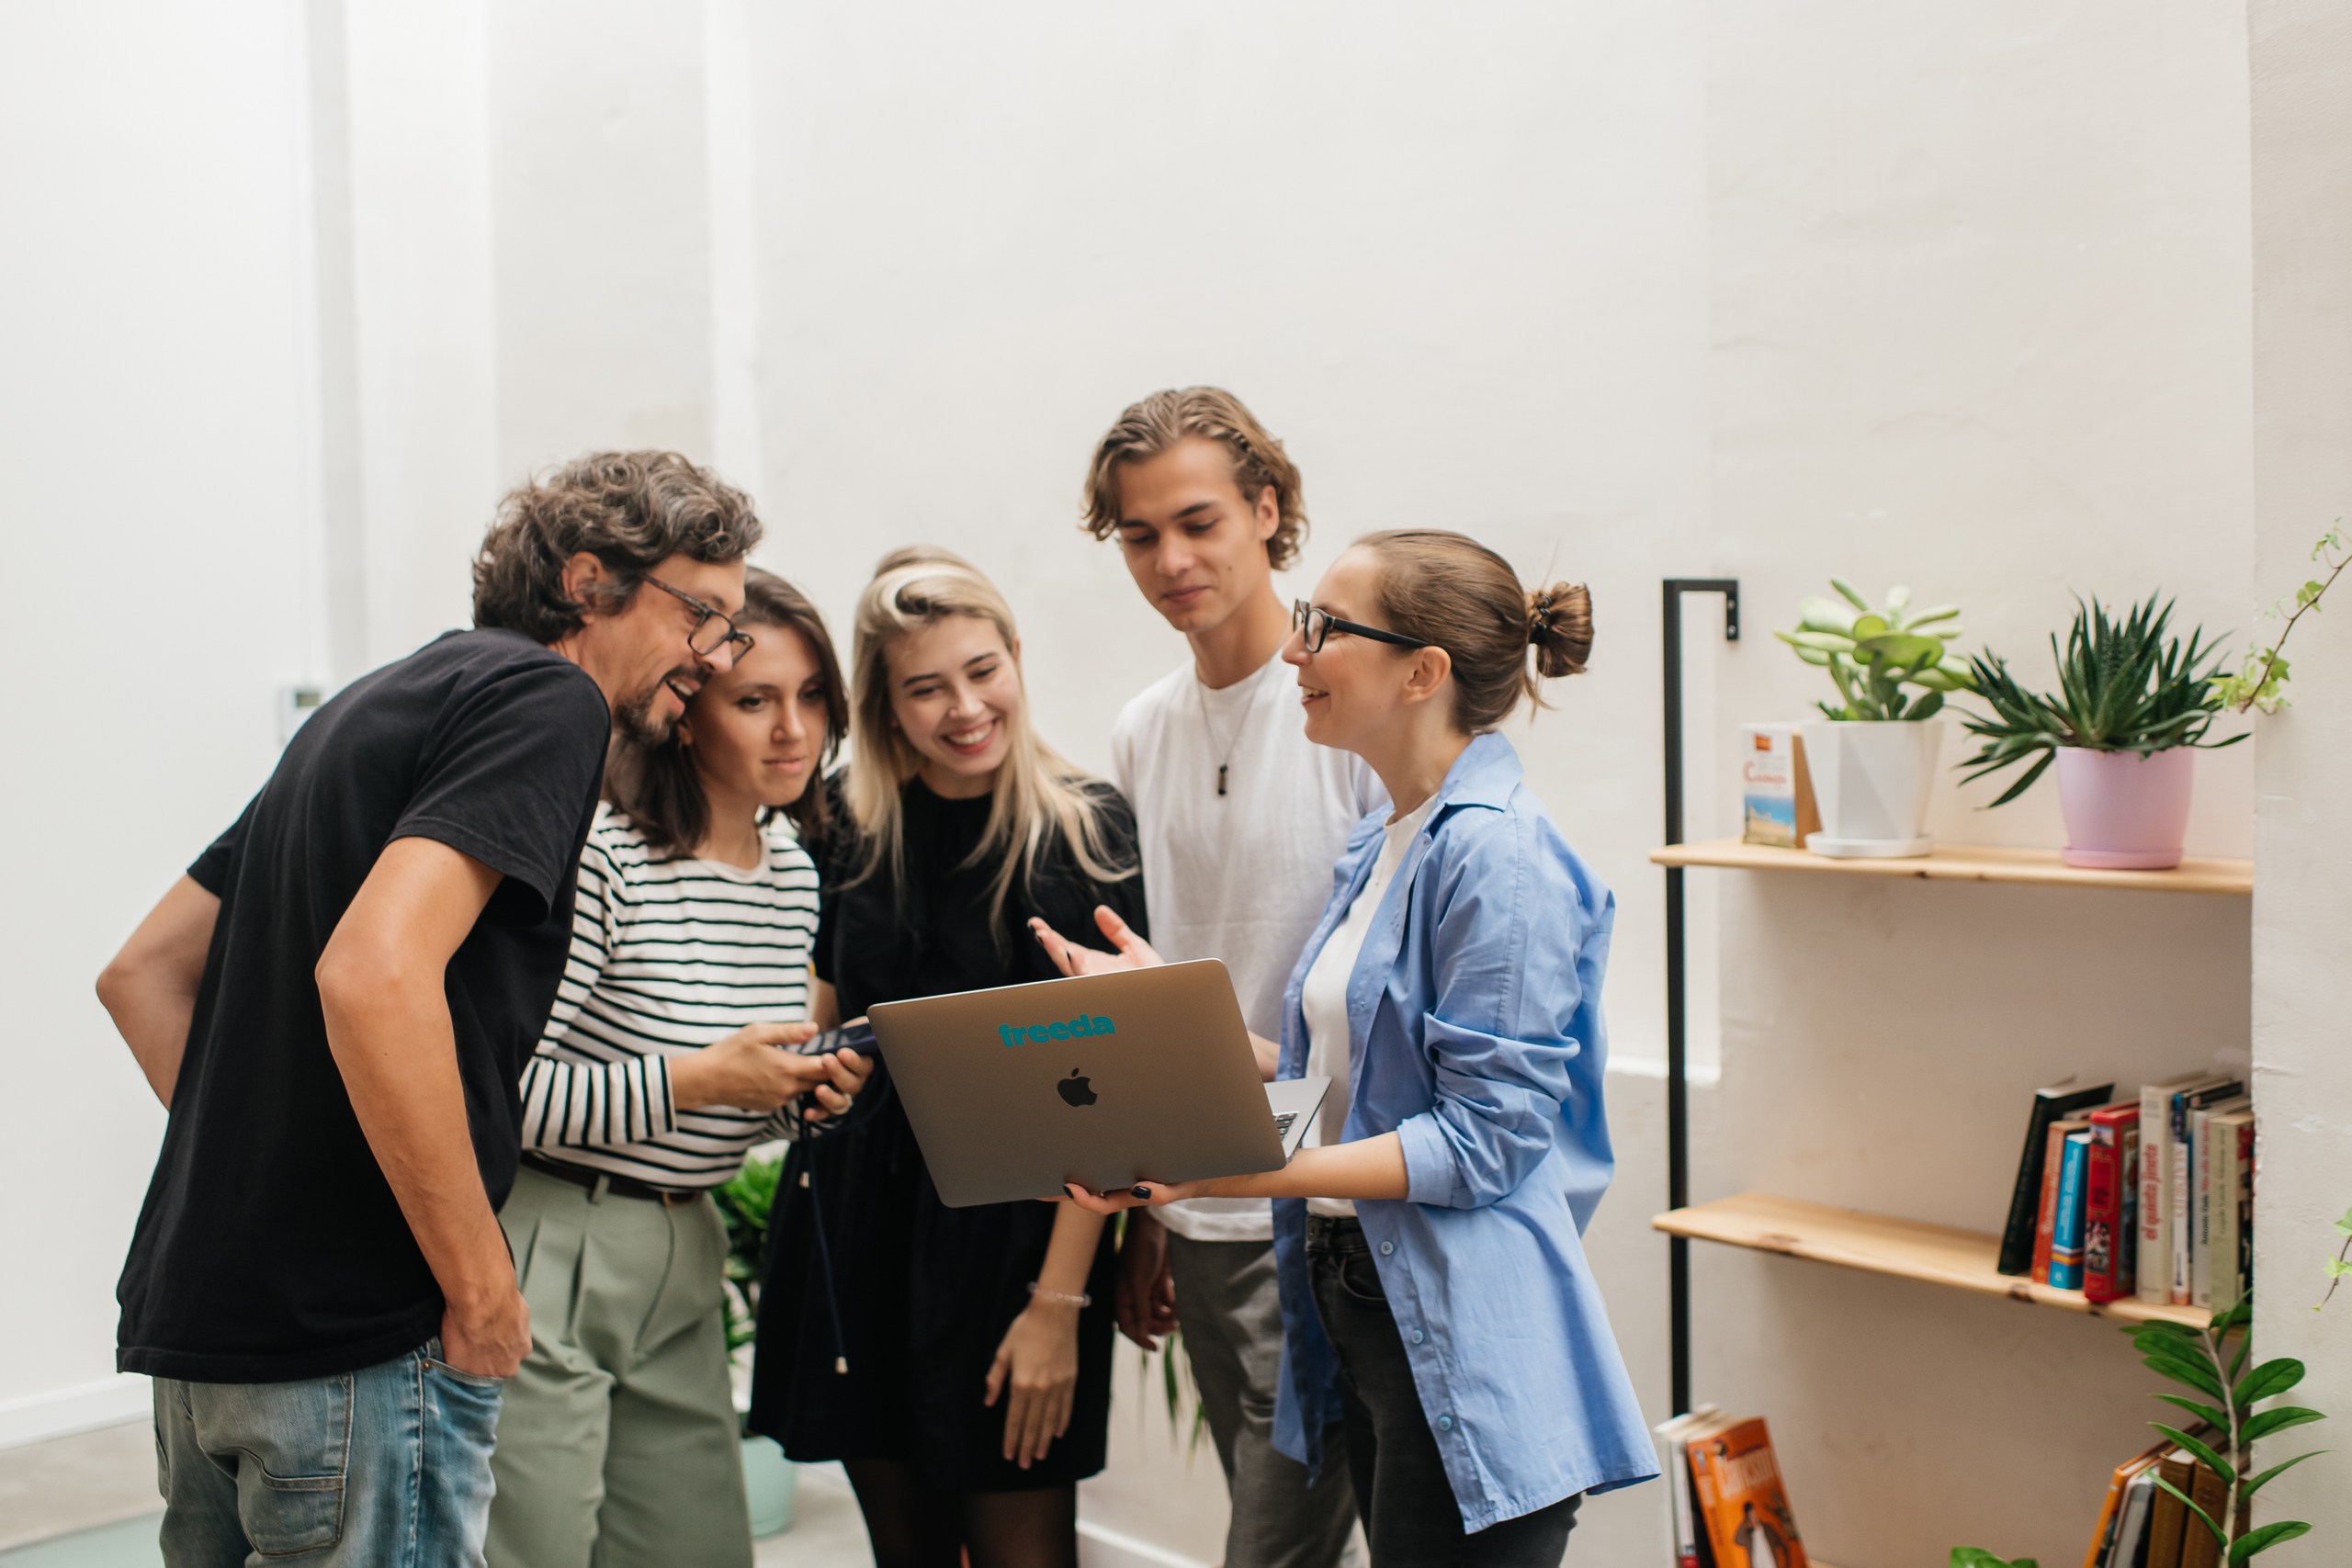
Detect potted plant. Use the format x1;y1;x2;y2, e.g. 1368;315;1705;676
1775;580;1974;858
1958;594;2243;870
714;1153;797;1539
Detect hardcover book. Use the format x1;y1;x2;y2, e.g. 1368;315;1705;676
2001;1078;2118;1277
2189;1095;2250;1311
1690;1416;1808;1568
1652;1404;1724;1568
2206;1109;2255;1311
2035;1117;2095;1285
2143;1446;2195;1568
2171;1078;2245;1305
2084;1103;2142;1303
2050;1130;2093;1291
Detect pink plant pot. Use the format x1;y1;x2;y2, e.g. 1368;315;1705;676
2055;748;2195;870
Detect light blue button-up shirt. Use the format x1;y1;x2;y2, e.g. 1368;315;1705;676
1271;732;1657;1531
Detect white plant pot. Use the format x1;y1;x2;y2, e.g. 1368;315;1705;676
1798;718;1945;859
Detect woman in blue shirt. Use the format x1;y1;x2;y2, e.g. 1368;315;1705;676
1036;530;1656;1565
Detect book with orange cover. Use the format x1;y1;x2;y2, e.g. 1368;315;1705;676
2081;1438;2167;1568
1689;1416;1806;1568
2034;1116;2094;1284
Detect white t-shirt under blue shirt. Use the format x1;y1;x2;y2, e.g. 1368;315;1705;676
1111;649;1384;1243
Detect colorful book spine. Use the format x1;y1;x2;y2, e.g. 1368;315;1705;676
2050;1131;2092;1291
2171;1080;2245;1304
2085;1105;2140;1303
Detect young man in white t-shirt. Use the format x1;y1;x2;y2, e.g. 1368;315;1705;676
1079;388;1377;1568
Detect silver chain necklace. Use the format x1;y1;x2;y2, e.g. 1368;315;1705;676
1193;667;1271;797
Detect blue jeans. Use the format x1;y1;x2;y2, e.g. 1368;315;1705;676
153;1337;502;1568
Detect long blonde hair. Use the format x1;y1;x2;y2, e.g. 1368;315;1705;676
845;547;1136;924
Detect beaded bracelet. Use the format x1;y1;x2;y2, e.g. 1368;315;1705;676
1028;1281;1092;1309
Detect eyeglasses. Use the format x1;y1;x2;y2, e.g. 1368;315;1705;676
1291;599;1432;654
643;575;755;663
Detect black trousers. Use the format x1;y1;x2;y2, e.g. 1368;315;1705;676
1306;1216;1582;1568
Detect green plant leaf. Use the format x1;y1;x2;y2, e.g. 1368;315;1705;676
2327;1259;2352;1279
2334;1207;2352;1237
1831;577;1871;612
2213;1295;2254;1332
2131;1319;2202;1347
2153;1475;2227;1548
1910;690;1946;721
2241;1450;2328;1500
2243;1405;2327;1443
2236;1358;2307;1406
1852;613;1891;640
2154;1393;2232;1431
2229;1520;2312;1562
2151;1425;2233;1487
1950;1551;2036;1568
2144;1352;2226;1398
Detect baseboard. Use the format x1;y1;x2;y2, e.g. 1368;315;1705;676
1078;1518;1212;1568
0;1373;151;1450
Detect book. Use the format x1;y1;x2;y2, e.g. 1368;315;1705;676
2190;1095;2251;1310
2144;1446;2194;1568
2082;1439;2167;1568
2140;1072;2224;1305
1653;1405;1724;1568
2035;1116;2097;1283
1741;725;1821;848
1690;1416;1808;1568
2051;1130;2093;1291
2171;1078;2244;1304
2084;1102;2142;1303
2104;1461;2160;1568
2207;1110;2256;1312
2001;1079;2119;1276
2179;1450;2229;1568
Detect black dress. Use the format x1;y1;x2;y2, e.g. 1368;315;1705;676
748;777;1148;1492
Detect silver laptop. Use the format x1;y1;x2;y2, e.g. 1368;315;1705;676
868;959;1329;1208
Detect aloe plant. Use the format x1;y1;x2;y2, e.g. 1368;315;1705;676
1957;593;2244;807
1777;579;1974;721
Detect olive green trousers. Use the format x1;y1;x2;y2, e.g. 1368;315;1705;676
485;1163;752;1568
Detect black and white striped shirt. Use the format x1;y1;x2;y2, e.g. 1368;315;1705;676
519;804;820;1188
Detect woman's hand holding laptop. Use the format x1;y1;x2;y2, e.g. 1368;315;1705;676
1028;908;1281;1080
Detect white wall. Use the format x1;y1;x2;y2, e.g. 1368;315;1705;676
6;4;2344;1566
0;1;323;1440
2248;0;2352;1552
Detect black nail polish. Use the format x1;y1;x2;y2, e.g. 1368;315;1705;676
1130;1185;1151;1200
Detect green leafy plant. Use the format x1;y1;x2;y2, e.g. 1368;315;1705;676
2214;525;2348;716
1777;579;1974;720
2319;1204;2352;1313
2128;1296;2326;1562
1950;1551;2037;1568
713;1153;784;1353
1957;593;2245;807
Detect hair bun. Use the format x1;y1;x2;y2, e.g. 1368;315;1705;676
1525;582;1593;678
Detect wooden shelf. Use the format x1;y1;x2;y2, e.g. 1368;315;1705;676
1650;837;2251;897
1654;1192;2211;1330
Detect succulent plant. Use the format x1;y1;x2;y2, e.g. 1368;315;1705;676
1958;593;2244;807
1776;579;1974;721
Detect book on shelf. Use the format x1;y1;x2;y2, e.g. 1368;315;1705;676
2189;1095;2252;1311
2205;1108;2255;1312
2049;1129;2094;1291
2000;1078;2118;1277
2083;1102;2142;1303
1688;1415;1808;1568
1652;1404;1723;1568
1740;724;1819;849
2169;1077;2244;1305
2082;1438;2168;1568
2144;1446;2195;1568
2179;1450;2230;1568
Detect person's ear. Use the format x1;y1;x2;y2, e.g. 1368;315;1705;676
1398;646;1453;707
674;716;695;747
560;553;610;618
1250;485;1279;545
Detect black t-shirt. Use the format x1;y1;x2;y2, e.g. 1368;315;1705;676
117;628;609;1383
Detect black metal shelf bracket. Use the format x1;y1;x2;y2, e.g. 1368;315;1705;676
1661;578;1738;1417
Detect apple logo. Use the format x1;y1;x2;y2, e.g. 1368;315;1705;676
1057;1069;1098;1108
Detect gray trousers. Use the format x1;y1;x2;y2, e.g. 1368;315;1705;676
1166;1233;1359;1568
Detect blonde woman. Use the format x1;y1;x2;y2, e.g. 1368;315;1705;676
747;548;1146;1568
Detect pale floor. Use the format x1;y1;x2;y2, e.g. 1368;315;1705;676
0;1422;876;1566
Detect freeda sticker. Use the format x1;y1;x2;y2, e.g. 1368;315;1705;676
999;1015;1117;1047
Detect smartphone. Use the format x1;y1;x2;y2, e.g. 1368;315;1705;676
795;1019;876;1058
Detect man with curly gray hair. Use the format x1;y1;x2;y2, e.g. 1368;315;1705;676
97;451;761;1568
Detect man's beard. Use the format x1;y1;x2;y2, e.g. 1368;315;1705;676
615;682;682;746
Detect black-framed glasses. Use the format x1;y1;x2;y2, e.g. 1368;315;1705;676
1292;599;1432;654
643;575;754;662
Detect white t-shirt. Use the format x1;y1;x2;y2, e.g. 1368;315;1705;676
1112;649;1384;1241
1300;792;1439;1219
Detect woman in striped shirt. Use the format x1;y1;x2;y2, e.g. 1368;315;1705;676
486;569;872;1568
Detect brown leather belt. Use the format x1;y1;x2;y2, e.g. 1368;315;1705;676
520;1151;704;1208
